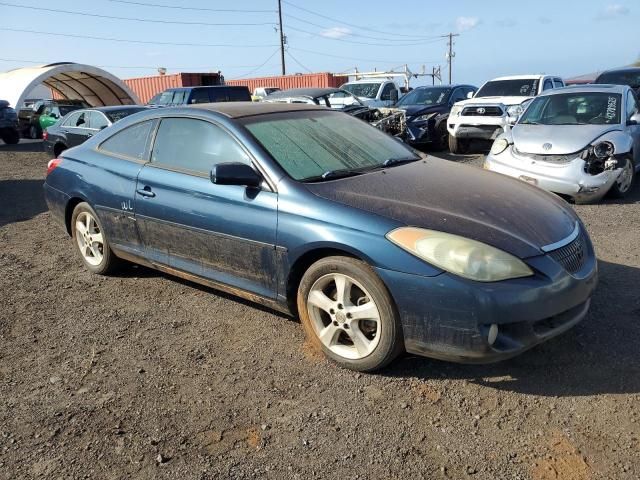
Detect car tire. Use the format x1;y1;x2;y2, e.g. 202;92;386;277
297;256;403;372
53;143;68;157
431;122;449;151
71;202;120;275
1;129;20;145
608;156;635;198
448;134;469;154
29;124;42;140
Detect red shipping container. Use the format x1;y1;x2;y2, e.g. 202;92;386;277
226;72;343;93
124;72;222;104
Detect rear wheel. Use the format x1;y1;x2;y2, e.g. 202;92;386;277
448;134;469;154
53;143;68;157
71;202;120;275
297;256;403;372
608;156;635;198
29;124;42;140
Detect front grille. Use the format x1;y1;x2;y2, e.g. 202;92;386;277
512;147;578;164
462;106;503;116
547;231;587;274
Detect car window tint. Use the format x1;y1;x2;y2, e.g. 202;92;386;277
380;83;394;100
450;88;466;103
100;120;155;160
171;91;187;105
543;80;554;91
189;89;210;104
89;112;110;130
151;118;251;174
62;111;82;127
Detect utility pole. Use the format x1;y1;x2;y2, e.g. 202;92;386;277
444;33;459;84
277;0;286;75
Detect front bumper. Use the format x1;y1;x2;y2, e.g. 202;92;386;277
447;115;508;140
485;149;622;203
375;239;597;363
405;122;434;144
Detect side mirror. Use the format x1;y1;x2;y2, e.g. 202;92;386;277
390;89;399;103
466;91;475;99
211;162;262;188
628;112;640;125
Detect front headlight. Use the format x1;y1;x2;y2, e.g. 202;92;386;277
450;105;462;117
506;104;524;117
414;112;438;122
387;227;533;282
593;141;614;158
490;137;510;155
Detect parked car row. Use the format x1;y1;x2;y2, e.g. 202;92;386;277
18;99;88;139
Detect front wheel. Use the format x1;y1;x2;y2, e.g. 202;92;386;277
297;256;403;372
71;202;120;275
448;134;469;154
608;156;635;198
1;129;20;145
431;122;449;151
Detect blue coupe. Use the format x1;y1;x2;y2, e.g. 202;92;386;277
44;103;598;371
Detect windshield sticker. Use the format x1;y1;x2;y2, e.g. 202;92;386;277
606;96;618;121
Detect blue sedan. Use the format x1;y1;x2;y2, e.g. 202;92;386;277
44;103;598;371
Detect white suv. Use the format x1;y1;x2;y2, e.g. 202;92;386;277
447;75;564;153
340;79;401;107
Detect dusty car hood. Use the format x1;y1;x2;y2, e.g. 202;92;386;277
512;124;620;154
456;96;532;107
305;159;578;259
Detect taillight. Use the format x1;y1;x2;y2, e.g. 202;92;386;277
42;130;48;141
47;158;62;176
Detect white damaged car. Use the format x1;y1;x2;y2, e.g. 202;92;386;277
485;85;640;203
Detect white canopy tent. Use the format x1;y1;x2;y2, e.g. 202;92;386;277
0;62;139;109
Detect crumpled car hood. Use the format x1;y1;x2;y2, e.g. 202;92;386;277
397;104;446;117
305;158;578;259
512;124;620;154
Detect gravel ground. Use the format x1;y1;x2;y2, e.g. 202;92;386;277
0;140;638;480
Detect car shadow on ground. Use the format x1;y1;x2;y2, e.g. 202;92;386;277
0;140;44;153
0;179;48;228
385;259;640;397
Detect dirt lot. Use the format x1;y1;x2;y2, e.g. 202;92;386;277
1;140;639;480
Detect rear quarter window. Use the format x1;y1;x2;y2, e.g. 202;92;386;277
99;120;156;160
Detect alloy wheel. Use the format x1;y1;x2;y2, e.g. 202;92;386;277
616;159;634;193
75;211;104;266
306;273;381;360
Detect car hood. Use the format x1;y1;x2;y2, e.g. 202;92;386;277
512;124;620;154
456;96;533;107
305;158;578;259
397;105;446;117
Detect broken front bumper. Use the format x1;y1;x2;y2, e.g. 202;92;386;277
485;149;622;203
375;235;597;363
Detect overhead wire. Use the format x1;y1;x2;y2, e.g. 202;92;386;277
105;0;276;13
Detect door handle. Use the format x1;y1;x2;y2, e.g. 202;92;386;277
136;187;156;198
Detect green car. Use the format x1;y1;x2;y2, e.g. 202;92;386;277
38;104;85;131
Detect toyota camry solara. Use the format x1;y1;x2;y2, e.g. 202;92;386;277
44;103;598;372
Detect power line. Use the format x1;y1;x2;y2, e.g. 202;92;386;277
286;50;312;73
282;0;437;39
0;27;279;48
0;58;270;71
288;47;439;65
286;24;445;47
0;2;276;27
106;0;276;13
284;13;441;43
234;49;282;79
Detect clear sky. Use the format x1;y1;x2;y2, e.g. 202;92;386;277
0;0;638;87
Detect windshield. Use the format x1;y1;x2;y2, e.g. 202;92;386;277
341;83;381;99
519;92;622;125
105;107;147;123
321;90;364;108
596;71;640;89
243;110;418;181
476;79;539;98
396;87;451;106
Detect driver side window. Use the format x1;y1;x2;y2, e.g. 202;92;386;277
151;118;252;175
380;84;395;100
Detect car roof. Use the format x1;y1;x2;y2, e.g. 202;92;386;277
266;87;342;99
187;101;325;118
71;106;146;114
342;79;390;84
166;85;247;91
539;84;628;96
489;75;554;81
597;67;640;76
411;84;472;90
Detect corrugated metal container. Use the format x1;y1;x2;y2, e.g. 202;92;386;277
124;72;222;103
226;72;343;93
